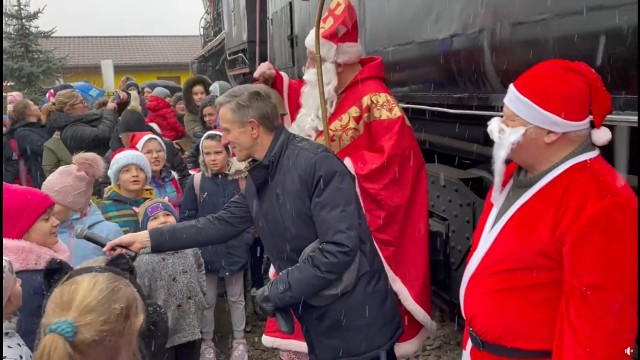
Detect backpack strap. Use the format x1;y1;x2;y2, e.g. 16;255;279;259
9;138;28;186
194;172;202;201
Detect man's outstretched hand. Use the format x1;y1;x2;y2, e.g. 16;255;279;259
103;231;151;255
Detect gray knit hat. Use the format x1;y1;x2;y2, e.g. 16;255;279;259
151;87;171;99
107;148;152;185
209;81;232;97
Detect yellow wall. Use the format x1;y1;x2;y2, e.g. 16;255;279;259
62;68;193;90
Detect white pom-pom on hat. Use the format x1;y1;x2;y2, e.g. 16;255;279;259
590;126;612;147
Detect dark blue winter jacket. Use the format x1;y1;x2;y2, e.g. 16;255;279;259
179;159;253;276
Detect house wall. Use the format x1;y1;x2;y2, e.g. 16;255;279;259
61;67;194;89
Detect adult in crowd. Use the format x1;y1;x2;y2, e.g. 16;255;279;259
253;0;433;356
43;89;118;157
185;95;218;170
123;80;148;117
105;84;403;360
171;92;187;127
182;75;212;139
459;59;638;360
7;99;50;188
3;116;20;184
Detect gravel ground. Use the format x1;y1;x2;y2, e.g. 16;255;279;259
210;291;463;360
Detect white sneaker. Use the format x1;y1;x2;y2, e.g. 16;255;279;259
230;338;249;360
200;340;217;360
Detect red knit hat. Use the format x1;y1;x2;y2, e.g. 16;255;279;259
304;0;363;64
2;183;55;239
504;59;613;146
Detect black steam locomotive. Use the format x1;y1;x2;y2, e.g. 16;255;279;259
192;0;638;312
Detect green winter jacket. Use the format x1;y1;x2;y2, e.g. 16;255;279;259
42;133;73;177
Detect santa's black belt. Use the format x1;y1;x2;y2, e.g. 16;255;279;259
468;327;552;359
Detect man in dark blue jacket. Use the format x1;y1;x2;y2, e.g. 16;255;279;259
105;84;403;360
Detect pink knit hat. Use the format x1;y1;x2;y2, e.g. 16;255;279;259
41;152;106;212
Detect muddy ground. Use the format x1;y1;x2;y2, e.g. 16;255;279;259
211;292;463;360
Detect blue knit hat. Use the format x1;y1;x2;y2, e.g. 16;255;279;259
137;198;177;229
107;147;152;185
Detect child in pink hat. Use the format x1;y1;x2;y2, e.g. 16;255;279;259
41;152;124;266
2;183;71;351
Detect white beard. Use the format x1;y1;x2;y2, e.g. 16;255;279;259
487;117;528;204
289;62;339;140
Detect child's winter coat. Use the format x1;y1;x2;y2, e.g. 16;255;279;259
180;159;253;276
135;248;207;348
149;169;183;214
99;185;155;234
57;202;124;266
3;317;33;360
145;96;186;141
2;239;70;351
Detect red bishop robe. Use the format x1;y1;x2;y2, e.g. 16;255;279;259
460;150;638;360
261;56;436;357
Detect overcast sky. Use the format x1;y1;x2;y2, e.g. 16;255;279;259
26;0;205;36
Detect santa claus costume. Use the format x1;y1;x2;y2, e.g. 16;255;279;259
460;60;638;360
261;0;436;357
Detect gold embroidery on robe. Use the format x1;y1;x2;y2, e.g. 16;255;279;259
316;92;405;153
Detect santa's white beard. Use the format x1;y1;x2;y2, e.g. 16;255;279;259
289;62;338;140
487;117;528;204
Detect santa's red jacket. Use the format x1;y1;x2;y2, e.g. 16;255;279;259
261;56;435;357
460;151;638;360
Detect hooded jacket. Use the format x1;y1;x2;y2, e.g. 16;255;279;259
7;119;49;188
182;75;212;138
2;239;70;351
145;96;186;141
57;202;124;266
180;159;253;275
47;109;118;156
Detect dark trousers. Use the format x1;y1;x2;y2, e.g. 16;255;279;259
164;339;202;360
249;236;265;289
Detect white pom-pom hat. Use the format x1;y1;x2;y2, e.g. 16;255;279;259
503;59;613;146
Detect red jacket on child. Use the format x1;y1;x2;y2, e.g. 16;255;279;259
145;96;186;141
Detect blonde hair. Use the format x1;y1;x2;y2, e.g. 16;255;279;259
127;91;142;113
41;89;81;121
11;99;41;124
34;267;145;360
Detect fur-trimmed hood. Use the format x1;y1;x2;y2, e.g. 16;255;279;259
183;75;212;115
200;157;248;179
2;239;70;272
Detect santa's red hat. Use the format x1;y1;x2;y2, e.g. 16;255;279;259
304;0;364;64
504;59;613;146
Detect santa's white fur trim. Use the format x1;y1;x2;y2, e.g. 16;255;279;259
268;264;276;280
344;157;437;340
305;28;363;64
504;84;590;133
395;327;430;357
261;335;308;353
590;126;612;146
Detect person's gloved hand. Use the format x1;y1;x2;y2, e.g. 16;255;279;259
254;281;276;318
